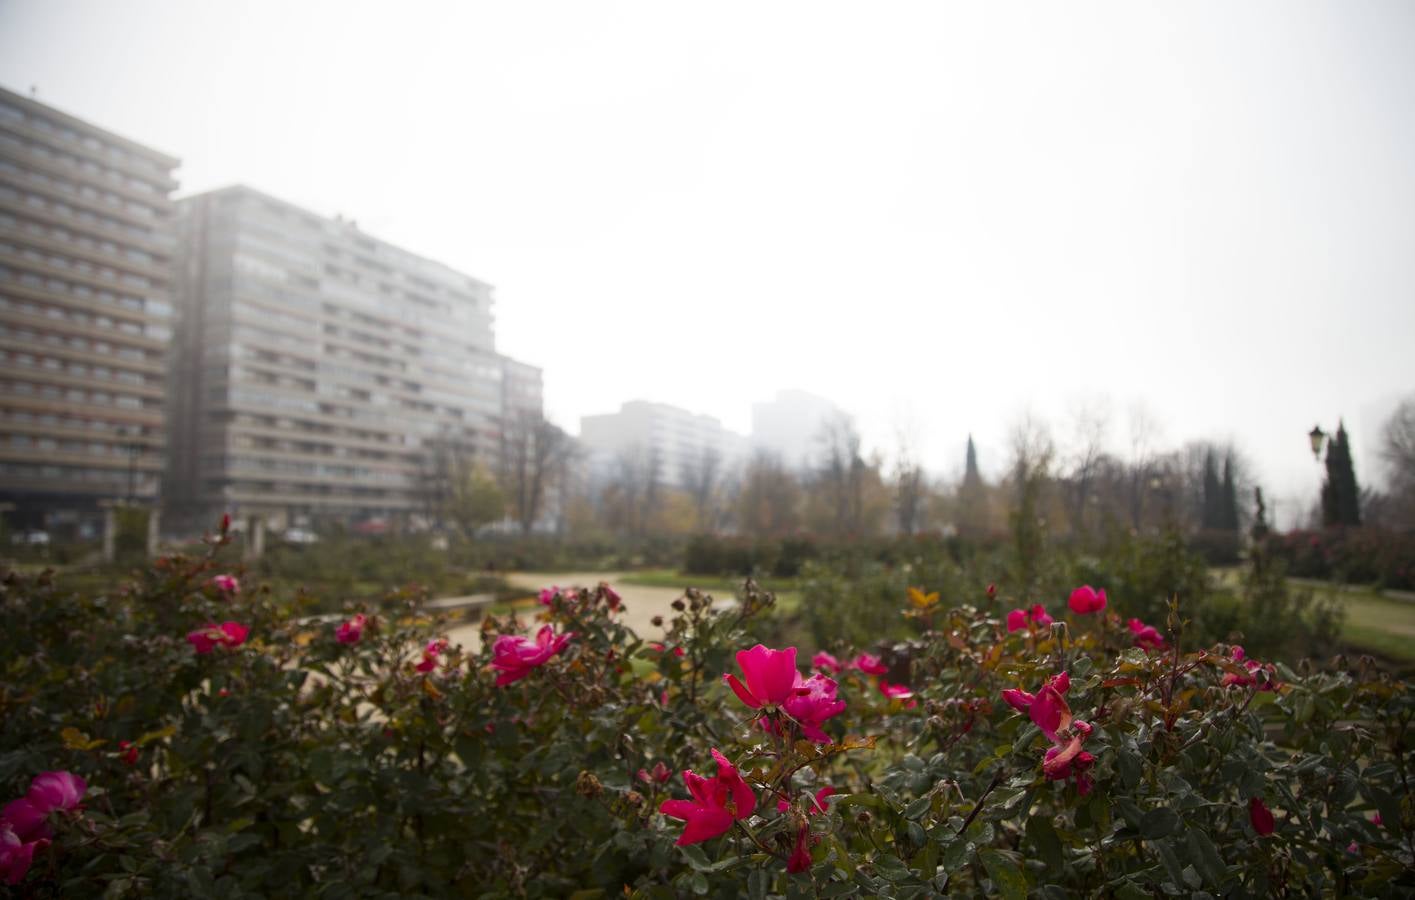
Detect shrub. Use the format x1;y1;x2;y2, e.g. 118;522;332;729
1268;528;1415;591
0;522;1410;897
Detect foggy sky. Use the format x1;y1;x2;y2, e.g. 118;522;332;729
2;0;1413;526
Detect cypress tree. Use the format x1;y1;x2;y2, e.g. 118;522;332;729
1202;450;1222;530
958;434;988;539
1321;421;1362;527
1221;453;1240;531
964;435;981;488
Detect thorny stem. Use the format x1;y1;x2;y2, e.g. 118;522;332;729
734;819;786;862
957;769;1005;836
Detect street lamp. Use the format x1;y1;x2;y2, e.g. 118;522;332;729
1308;425;1326;461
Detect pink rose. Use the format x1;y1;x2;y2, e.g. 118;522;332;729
336;614;367;645
1068;585;1107;614
186;622;249;654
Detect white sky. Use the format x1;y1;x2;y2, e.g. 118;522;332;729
2;0;1413;525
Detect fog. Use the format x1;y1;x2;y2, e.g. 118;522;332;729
3;0;1413;525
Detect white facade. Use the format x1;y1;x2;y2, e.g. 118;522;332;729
579;400;747;490
750;389;843;470
168;185;541;525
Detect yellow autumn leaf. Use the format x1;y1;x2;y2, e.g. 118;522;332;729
60;726;106;751
836;735;878;751
906;587;939;609
421;678;444;700
137;724;177;746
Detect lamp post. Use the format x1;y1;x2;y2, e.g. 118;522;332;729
1308;425;1327;461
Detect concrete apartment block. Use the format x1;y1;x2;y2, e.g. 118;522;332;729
167;185;540;530
580;400;748;491
0;86;180;536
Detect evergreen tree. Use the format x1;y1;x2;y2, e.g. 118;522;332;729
964;435;981;488
1321;421;1362;527
1201;450;1222;529
1220;453;1240;531
957;434;989;539
1250;486;1269;542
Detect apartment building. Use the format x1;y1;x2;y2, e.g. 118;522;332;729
0;86;180;533
751;389;844;470
167;185;540;529
579;400;747;491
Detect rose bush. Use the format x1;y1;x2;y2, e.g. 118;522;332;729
0;519;1411;897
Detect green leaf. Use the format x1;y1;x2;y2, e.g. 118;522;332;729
1186;828;1227;888
1140;807;1180;840
979;849;1027;900
1116;747;1142;789
1113;881;1151;900
835;792;885;811
748;869;768;900
873;854;911;882
1025;816;1064;871
940;836;972;872
1153;840;1186;886
904;796;932;820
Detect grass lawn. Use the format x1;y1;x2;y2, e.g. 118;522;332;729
1308;582;1415;665
1213;568;1415;667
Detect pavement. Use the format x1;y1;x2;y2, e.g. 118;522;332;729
445;571;691;652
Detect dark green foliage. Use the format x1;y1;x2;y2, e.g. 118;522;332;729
964;435;981;488
1268;527;1415;591
1221;454;1240;531
1202;450;1224;530
795;529;1342;664
1322;422;1363;527
0;530;1409;898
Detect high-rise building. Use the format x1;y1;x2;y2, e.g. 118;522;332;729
0;86;180;534
579;400;747;491
750;389;843;470
167;185;540;529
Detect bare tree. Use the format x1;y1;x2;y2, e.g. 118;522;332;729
500;411;571;535
599;444;663;537
682;445;724;533
1124;402;1164;530
1007;412;1055;588
814;413;868;537
449;462;505;537
413;427;480;531
1382;397;1415;490
1376;395;1415;528
737;450;802;538
1061;398;1110;539
891;430;927;535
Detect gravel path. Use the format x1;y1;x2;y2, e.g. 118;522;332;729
445;572;690;652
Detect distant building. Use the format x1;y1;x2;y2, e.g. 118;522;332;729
167;185;540;529
579;400;747;491
750;389;843;470
0;86;180;534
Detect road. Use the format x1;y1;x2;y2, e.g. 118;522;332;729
445;572;692;652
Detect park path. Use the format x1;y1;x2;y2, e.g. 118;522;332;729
445;572;688;653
